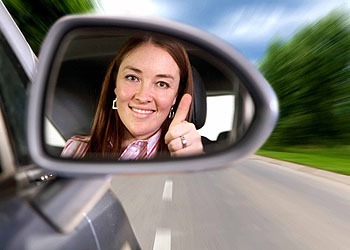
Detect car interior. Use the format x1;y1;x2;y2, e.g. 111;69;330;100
44;29;253;157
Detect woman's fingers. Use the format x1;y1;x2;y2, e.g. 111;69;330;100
170;144;203;157
165;122;203;156
167;130;195;151
165;121;194;144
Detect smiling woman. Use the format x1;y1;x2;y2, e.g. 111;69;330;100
60;34;203;160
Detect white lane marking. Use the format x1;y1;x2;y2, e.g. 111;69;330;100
162;180;173;201
153;228;171;250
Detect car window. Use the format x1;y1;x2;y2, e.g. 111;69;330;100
0;31;29;166
198;95;235;141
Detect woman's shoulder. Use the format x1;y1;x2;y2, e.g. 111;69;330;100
61;135;90;158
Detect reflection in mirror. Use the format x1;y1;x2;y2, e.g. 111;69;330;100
44;28;255;160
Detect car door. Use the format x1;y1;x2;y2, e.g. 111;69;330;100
0;2;141;249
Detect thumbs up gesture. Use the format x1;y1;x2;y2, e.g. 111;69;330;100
165;94;204;157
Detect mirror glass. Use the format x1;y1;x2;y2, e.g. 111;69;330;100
43;27;255;160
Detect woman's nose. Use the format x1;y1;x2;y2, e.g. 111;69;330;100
135;82;153;103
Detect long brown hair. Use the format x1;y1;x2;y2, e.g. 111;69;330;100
88;33;194;157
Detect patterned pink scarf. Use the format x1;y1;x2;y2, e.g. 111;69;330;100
119;130;161;160
61;130;161;160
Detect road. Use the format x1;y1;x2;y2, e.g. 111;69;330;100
111;156;350;250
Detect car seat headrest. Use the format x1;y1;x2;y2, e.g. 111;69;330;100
191;67;207;129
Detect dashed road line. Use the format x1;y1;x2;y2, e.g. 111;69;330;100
153;228;171;250
162;180;173;201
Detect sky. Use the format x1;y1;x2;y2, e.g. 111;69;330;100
95;0;349;64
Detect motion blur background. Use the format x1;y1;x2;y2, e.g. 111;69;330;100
4;0;349;174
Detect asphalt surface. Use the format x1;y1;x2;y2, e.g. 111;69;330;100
111;156;350;250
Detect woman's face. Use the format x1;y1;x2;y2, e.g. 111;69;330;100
115;43;180;140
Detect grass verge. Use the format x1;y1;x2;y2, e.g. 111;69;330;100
256;146;350;175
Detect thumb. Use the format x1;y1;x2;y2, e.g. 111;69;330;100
170;94;192;128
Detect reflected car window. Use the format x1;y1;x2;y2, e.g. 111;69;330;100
198;95;235;141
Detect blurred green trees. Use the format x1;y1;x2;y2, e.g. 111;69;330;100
3;0;95;54
259;9;350;147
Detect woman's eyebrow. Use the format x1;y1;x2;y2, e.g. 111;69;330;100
156;74;174;80
124;66;142;73
124;66;175;80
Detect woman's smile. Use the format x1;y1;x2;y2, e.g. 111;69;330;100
129;106;155;116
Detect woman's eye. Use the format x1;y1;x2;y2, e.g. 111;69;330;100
157;81;169;88
126;75;138;81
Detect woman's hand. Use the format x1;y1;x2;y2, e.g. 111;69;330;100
165;94;204;157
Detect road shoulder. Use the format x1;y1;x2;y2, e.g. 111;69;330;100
250;155;350;187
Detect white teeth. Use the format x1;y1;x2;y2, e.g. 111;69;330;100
132;107;153;114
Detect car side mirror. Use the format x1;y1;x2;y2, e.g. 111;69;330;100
27;15;278;176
